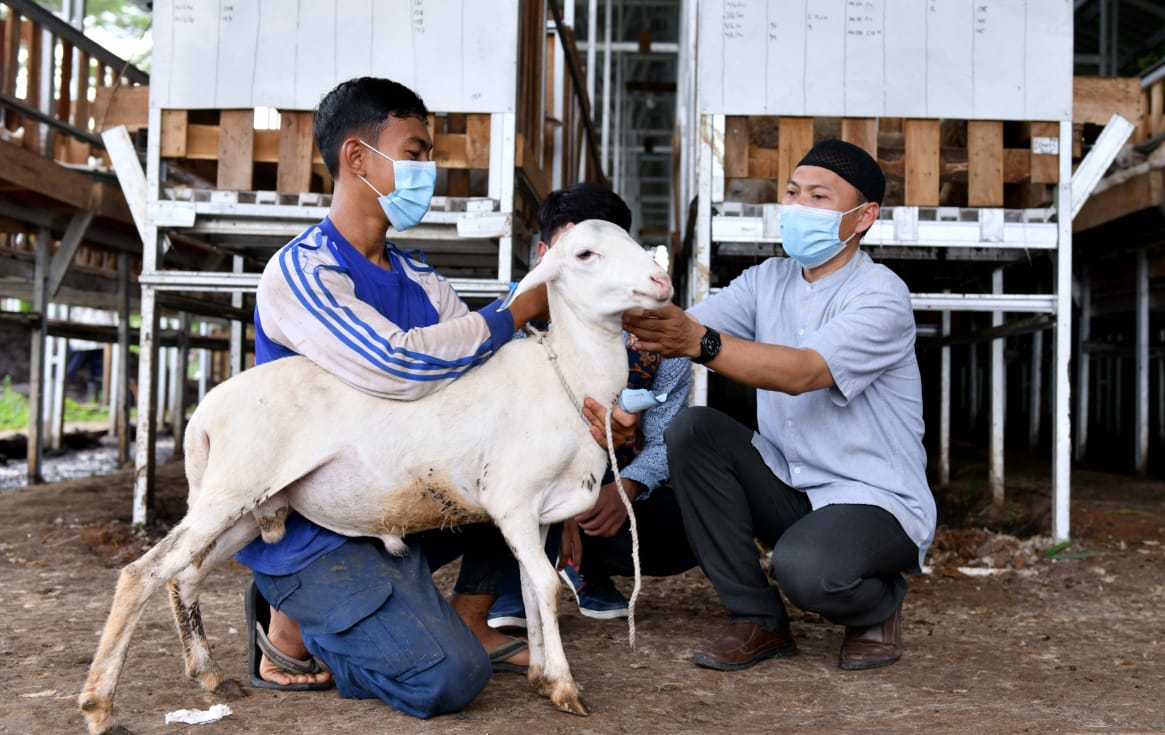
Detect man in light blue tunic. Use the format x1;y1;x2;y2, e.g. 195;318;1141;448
624;139;936;672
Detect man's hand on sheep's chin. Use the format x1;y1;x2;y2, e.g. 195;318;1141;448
623;303;704;359
582;398;639;449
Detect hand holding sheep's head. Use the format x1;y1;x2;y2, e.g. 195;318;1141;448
503;220;673;322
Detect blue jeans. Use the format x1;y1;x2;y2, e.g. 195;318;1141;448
253;537;491;718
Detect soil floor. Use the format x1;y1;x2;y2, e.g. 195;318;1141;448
1;458;1163;735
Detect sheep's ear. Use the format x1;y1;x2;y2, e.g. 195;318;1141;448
499;257;562;310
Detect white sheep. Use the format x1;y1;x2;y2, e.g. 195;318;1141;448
78;219;674;735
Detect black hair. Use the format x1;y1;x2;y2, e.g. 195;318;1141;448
313;77;429;180
537;181;633;244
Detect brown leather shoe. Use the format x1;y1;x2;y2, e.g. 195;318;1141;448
692;620;797;671
839;605;903;670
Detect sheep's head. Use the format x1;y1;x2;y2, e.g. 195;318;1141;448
504;219;673;323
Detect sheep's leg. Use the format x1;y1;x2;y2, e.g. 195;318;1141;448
518;525;549;675
168;516;260;699
79;509;254;735
499;517;587;716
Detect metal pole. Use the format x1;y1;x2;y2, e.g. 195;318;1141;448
26;227;50;484
586;0;597;113
691;113;714;405
1029;328;1043;449
46;304;67;451
230;255;245;375
1135;249;1149;474
172;312;190;459
1075;276;1091;461
198;321;210;402
115;252;131;468
1052;119;1074;541
990;267;1005;505
940;305;951;485
601;0;613;172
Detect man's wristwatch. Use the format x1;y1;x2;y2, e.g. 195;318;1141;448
693;326;722;365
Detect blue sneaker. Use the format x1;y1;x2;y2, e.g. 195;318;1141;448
487;591;527;631
559;562;629;620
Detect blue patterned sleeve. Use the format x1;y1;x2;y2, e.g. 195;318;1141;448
619;356;691;498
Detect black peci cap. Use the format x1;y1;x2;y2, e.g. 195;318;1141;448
796;139;886;204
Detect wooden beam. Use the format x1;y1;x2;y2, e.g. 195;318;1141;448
777;117;813;187
160;110;188;157
841;118;878;158
465;113;491;168
1029;121;1060;184
904;119;940;206
723;116;749;179
216;109;254;190
1074;76;1143;126
92;85;149;132
277;110;313;193
967;120;1004;206
1074;167;1165;233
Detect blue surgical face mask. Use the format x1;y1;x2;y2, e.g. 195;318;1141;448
779;202;868;269
357;140;437;231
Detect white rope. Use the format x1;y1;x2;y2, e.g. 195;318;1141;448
605;407;641;651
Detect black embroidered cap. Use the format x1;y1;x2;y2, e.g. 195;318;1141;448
796;139;886;204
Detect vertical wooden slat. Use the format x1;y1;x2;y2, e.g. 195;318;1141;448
1029;121;1060;184
22;20;42;152
542;29;556;172
160;110;189;157
723;116;749;179
217;109;255;190
967;120;1004;206
1150;82;1164;138
777;117;814;187
2;14;21;100
277;110;313;193
465;113;491;168
66;51;92;162
56;41;73;121
904;119;940;206
841;118;878;159
445;113;470;196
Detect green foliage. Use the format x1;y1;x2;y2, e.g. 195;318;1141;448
0;376;30;430
1043;540;1100;561
0;376;110;430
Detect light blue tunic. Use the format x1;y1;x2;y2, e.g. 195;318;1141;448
690;250;935;568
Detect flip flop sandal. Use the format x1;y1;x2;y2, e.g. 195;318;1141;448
246;580;334;691
488;636;529;675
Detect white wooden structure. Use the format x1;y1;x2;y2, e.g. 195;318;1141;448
675;0;1129;541
114;0;562;526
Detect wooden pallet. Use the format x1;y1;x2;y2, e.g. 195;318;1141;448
721;77;1144;209
138;108;494;197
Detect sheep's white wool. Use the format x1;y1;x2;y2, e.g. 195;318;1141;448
80;220;674;734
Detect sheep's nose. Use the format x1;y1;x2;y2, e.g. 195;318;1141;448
649;272;673;299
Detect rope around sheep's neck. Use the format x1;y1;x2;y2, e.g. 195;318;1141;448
531;325;642;650
605;408;642;651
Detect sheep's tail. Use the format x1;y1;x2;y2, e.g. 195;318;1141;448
605;407;641;652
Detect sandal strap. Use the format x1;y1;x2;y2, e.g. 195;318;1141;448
254;622;323;675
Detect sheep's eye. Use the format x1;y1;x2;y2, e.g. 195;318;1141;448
576;249;596;261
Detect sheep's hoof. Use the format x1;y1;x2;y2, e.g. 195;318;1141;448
550;683;589;717
214;678;248;698
101;726;135;735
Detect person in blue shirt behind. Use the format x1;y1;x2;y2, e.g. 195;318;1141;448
234;76;628;718
624;140;936;673
486;183;697;632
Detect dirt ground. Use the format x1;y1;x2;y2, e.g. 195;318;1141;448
1;457;1163;735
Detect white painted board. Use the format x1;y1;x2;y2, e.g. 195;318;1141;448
699;0;1073;121
152;0;519;112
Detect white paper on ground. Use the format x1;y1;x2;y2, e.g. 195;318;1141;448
164;704;232;725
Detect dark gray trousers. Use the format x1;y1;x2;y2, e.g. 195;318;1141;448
665;406;919;631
